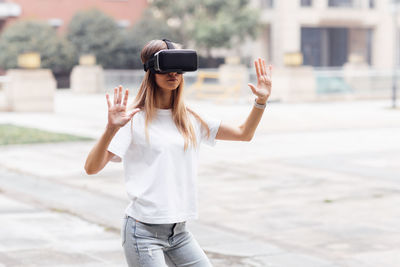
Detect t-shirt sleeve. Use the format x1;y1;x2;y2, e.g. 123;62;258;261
107;120;133;162
199;113;221;147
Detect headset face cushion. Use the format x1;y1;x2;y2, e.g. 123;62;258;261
155;49;198;73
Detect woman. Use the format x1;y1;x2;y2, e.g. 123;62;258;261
84;39;272;267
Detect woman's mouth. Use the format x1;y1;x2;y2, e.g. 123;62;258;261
167;79;178;82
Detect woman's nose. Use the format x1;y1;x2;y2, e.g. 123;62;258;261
168;72;177;76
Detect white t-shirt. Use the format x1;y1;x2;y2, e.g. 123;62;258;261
107;108;221;224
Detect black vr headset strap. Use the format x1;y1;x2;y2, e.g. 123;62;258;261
143;39;175;72
162;39;175;49
143;57;155;72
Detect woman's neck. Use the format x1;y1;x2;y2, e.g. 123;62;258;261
155;89;173;109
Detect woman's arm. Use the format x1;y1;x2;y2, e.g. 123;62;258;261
216;58;272;141
84;86;140;174
84;126;119;175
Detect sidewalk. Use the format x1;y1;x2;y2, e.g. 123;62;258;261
0;188;126;267
1;90;400;266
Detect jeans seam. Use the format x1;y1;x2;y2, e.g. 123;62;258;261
122;216;128;247
133;218;144;267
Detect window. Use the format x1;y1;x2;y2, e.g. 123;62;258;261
301;27;349;67
369;0;374;8
301;28;322;67
260;0;273;8
301;0;312;7
366;29;373;65
48;18;63;28
328;0;352;7
117;20;130;28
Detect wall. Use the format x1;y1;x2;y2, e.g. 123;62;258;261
3;0;147;32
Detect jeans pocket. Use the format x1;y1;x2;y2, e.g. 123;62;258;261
121;216;128;247
134;221;159;239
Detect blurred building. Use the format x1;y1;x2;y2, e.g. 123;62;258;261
0;0;147;33
254;0;396;69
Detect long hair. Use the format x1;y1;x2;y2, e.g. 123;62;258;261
128;40;210;150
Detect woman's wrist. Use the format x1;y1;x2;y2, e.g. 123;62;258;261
255;97;268;105
254;98;267;109
106;123;120;133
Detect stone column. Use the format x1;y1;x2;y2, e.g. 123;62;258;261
5;69;56;112
272;0;301;68
70;65;104;94
218;57;249;99
274;66;317;102
373;0;396;69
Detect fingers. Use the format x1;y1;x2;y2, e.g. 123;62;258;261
259;58;265;76
113;87;118;105
254;58;273;81
255;58;270;79
112;85;128;107
106;93;111;109
128;108;141;118
117;85;123;105
262;59;267;73
254;59;260;79
248;83;257;94
268;64;273;79
122;88;129;107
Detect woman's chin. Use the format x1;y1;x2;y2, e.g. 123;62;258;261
159;86;178;92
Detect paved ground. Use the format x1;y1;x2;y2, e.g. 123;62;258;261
0;90;399;266
0;190;126;267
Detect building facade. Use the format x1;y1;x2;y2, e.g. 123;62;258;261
0;0;147;33
254;0;397;69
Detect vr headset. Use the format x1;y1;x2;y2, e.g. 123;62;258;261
143;39;198;74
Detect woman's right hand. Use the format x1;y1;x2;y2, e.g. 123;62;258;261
106;85;140;129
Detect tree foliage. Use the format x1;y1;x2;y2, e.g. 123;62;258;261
123;9;183;68
0;20;75;74
148;0;260;55
0;3;260;72
67;9;127;68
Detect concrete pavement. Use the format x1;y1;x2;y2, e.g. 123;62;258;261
0;189;126;267
0;90;400;266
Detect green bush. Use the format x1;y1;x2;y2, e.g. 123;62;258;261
105;29;142;69
0;3;260;72
67;9;128;68
149;0;260;56
0;20;75;74
66;8;181;69
123;9;183;69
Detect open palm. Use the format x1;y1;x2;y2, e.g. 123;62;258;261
106;86;140;128
248;58;272;103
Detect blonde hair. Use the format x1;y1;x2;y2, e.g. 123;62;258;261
128;40;210;150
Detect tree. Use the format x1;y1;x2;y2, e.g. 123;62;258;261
0;20;75;74
123;9;183;69
66;9;126;68
148;0;260;56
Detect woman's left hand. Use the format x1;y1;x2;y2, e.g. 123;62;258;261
248;58;272;104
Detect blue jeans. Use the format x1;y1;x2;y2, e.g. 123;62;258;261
122;216;213;267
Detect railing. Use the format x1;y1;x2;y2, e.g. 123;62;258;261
0;75;9;90
328;0;354;7
103;67;396;101
314;67;396;98
259;0;274;9
260;0;374;10
326;0;373;9
0;68;397;102
103;69;216;95
187;71;243;99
